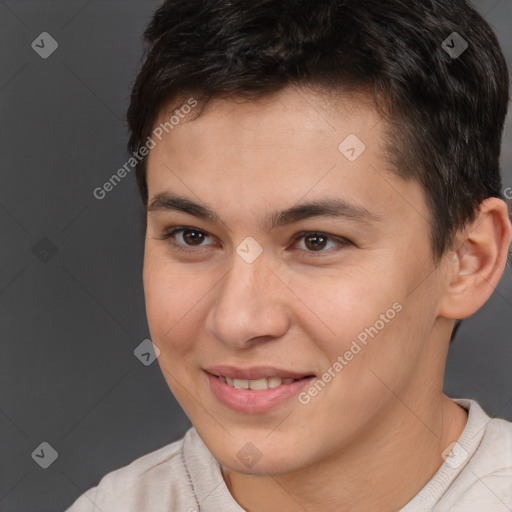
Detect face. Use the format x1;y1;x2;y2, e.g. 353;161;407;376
143;87;450;476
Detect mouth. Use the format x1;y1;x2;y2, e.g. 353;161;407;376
204;365;315;388
210;374;310;390
204;366;316;413
204;366;315;412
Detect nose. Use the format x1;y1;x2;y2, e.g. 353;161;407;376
205;252;291;349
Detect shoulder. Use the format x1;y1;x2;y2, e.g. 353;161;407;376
438;400;512;512
455;398;512;473
65;428;201;512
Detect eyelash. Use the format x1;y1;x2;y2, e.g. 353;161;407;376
158;225;352;257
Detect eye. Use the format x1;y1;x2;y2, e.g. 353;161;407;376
159;226;216;252
292;231;350;255
158;226;351;257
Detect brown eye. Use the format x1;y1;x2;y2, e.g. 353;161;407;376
304;233;328;251
293;231;350;256
182;229;206;245
160;226;215;250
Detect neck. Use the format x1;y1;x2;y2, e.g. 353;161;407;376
222;393;468;512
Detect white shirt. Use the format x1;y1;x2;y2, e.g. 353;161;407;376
66;399;512;511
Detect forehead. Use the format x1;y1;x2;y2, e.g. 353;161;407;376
156;87;377;150
148;88;381;181
145;87;427;232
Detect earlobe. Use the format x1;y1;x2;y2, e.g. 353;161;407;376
439;197;512;320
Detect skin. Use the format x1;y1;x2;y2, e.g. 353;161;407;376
143;86;512;512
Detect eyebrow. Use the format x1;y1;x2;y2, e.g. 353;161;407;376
147;192;380;229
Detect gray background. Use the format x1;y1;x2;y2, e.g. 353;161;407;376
0;1;511;511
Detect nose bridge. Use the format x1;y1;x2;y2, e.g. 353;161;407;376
206;251;289;347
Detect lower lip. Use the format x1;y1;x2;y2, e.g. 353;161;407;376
205;371;315;414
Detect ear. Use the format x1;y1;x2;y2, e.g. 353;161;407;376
439;197;512;319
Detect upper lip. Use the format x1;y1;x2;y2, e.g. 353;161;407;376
204;365;314;380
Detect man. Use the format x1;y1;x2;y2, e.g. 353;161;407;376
67;0;512;510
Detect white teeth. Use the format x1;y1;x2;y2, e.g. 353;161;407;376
249;378;268;390
220;376;300;389
267;377;282;388
233;379;249;389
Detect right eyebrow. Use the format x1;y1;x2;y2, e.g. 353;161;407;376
147;193;221;224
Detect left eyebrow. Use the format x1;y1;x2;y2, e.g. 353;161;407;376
146;192;380;229
266;198;380;230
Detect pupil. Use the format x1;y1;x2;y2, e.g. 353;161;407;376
305;234;326;251
183;229;204;245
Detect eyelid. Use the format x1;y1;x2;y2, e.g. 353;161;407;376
158;226;352;255
158;225;218;252
290;230;352;254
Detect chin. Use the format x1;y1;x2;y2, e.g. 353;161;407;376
206;436;312;477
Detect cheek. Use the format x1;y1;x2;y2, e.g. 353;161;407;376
289;261;425;411
143;257;212;411
289;263;405;356
143;251;208;355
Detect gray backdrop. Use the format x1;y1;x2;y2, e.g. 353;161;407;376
0;1;511;511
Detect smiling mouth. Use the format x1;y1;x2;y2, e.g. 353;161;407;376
206;372;315;390
204;369;316;413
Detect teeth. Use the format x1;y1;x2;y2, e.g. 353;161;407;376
220;376;300;389
249;378;268;390
233;379;249;389
268;377;282;388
